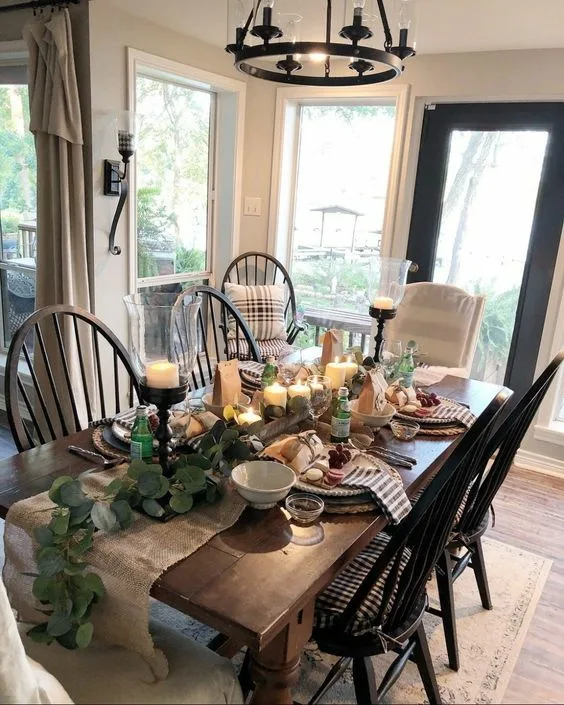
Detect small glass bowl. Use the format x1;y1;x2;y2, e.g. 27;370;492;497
389;418;420;440
285;493;324;525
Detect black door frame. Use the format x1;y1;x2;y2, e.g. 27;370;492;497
406;102;564;400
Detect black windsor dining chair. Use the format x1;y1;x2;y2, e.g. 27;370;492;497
304;388;512;705
432;349;564;672
181;285;261;391
221;251;306;347
5;305;139;452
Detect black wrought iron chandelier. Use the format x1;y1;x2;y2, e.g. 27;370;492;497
226;0;416;86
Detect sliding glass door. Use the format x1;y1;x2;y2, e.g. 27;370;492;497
407;103;564;399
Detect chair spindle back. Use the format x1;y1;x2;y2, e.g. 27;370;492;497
182;285;261;391
6;305;139;452
222;252;299;342
335;389;512;639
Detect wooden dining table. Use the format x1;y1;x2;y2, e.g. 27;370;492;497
0;374;503;705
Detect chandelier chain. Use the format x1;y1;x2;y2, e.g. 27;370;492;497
325;0;332;78
375;0;393;50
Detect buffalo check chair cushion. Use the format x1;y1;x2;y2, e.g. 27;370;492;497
314;532;411;637
227;337;295;362
224;283;287;342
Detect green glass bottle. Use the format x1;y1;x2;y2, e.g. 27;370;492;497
397;340;416;388
331;387;352;443
261;356;278;390
130;405;153;461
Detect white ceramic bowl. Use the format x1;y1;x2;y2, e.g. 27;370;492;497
231;461;296;509
202;392;251;419
350;400;396;428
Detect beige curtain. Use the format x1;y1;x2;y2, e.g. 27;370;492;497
24;8;90;309
23;9;95;435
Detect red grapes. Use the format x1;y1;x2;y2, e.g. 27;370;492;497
328;444;352;469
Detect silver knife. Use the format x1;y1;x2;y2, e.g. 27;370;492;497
368;449;414;469
67;445;120;468
370;445;417;464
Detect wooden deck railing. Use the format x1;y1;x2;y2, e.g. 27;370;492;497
303;306;373;356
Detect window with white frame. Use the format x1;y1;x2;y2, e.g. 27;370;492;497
0;57;37;350
273;94;404;352
533;286;564;446
134;68;216;294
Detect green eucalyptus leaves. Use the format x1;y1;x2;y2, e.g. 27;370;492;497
28;419;258;651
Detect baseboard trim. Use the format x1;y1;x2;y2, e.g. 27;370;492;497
514;449;564;477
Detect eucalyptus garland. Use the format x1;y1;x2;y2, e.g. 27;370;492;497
27;420;257;650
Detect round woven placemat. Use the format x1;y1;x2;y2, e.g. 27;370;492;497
91;425;129;460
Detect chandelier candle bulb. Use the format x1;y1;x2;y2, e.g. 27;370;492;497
238;409;262;427
342;357;359;381
372;296;394;310
145;361;180;389
263;382;288;408
287;382;312;400
325;359;347;390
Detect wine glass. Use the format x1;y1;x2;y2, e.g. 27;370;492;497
306;375;332;430
278;348;303;387
381;339;403;381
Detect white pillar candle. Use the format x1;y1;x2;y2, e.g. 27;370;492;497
145;360;180;388
342;357;359;381
325;361;346;390
287;382;311;400
372;296;394;310
263;382;288;408
238;409;262;426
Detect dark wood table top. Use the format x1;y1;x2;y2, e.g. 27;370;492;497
0;375;502;654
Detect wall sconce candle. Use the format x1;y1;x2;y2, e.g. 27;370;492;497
103;111;139;255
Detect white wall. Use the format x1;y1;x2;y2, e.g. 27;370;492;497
88;0;245;344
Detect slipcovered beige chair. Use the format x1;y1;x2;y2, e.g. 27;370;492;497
0;576;243;704
386;282;486;376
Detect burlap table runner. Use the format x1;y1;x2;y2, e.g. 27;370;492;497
3;465;247;678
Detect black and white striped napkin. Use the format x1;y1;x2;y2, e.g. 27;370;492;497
239;361;264;397
428;399;475;427
341;466;411;524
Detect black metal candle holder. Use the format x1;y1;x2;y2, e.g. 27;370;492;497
368;306;398;363
139;380;189;477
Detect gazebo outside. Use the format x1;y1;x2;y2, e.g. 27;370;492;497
309;204;364;250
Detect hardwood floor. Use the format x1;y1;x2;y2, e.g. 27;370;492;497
0;416;560;702
490;466;564;704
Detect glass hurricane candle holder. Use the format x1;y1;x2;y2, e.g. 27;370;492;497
123;291;201;475
368;257;411;362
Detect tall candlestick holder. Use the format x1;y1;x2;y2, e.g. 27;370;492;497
368;306;397;363
139;380;189;476
124;291;201;476
367;257;412;362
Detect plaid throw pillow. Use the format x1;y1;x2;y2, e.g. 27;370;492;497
224;283;287;341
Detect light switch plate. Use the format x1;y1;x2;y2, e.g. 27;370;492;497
244;196;262;216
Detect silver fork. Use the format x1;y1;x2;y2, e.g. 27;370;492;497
67;445;122;469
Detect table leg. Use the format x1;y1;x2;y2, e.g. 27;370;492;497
250;601;314;705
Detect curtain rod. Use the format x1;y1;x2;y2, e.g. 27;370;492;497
0;0;79;15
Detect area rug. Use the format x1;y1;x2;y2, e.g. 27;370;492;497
150;537;551;705
0;523;551;704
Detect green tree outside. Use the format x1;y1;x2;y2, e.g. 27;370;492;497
0;86;36;245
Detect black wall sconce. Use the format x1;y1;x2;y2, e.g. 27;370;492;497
103;111;138;255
